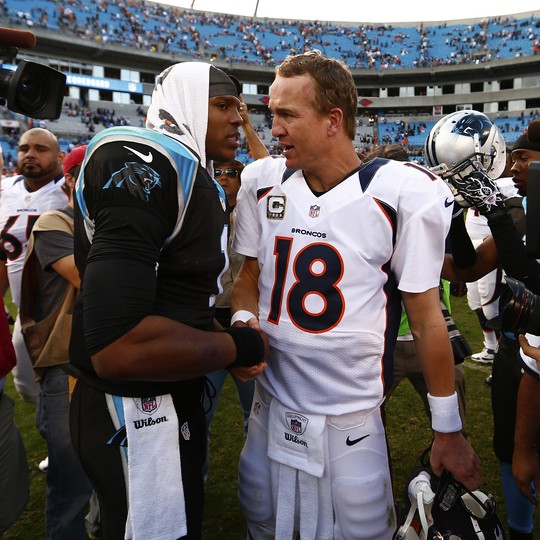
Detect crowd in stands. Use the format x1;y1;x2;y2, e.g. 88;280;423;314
3;0;540;69
0;1;538;171
0;104;537;175
63;102;145;133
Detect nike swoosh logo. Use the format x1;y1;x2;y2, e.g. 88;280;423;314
444;198;454;208
124;145;153;163
346;434;370;446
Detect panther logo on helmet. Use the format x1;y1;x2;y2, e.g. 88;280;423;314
451;114;493;147
424;110;506;208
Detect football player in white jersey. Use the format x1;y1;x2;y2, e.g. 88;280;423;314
231;51;481;540
0;128;67;402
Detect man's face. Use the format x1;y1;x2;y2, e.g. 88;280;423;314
214;161;241;205
510;148;540;196
18;130;62;180
206;95;242;163
269;74;328;171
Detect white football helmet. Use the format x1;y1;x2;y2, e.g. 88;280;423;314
424;110;506;183
394;468;506;540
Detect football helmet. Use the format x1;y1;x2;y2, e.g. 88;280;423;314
424;110;506;193
394;468;506;540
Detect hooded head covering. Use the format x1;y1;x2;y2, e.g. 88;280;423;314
145;62;240;169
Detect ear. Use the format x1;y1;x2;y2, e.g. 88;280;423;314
64;171;75;191
328;108;343;137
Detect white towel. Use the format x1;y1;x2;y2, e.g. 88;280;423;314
123;394;186;540
268;397;326;477
268;398;333;539
145;62;211;173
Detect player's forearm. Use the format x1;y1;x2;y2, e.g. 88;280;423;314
403;289;455;397
442;212;498;282
231;257;260;318
91;315;238;382
242;122;270;161
415;326;455;397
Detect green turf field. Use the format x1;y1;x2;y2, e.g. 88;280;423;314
3;294;539;539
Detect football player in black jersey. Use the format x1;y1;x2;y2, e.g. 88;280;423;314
69;62;269;539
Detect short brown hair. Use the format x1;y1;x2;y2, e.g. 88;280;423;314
365;144;410;163
276;50;358;140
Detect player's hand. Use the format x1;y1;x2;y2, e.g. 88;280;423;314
227;316;269;374
446;170;504;216
239;101;249;126
230;361;267;382
229;316;268;381
430;431;482;491
519;334;540;370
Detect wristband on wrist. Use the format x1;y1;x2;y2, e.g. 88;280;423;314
427;392;462;433
223;326;265;368
230;310;257;325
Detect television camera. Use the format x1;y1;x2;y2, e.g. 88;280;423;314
0;27;66;119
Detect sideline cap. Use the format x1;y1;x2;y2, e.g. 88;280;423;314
209;66;241;98
63;145;87;176
513;131;540;153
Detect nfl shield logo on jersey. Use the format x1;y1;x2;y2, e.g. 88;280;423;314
309;204;320;218
181;421;191;441
134;396;162;415
285;412;309;434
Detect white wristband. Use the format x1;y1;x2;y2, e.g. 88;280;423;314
230;310;257;325
427;392;462;433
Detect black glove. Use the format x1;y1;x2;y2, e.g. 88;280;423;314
446;171;505;217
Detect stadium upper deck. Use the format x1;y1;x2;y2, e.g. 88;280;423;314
4;0;540;69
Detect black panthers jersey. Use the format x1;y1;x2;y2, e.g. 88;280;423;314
70;127;228;396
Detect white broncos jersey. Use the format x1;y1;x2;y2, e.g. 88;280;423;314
234;156;453;415
0;174;67;306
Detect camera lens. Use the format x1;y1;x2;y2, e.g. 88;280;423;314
3;60;66;119
499;277;540;335
17;72;45;115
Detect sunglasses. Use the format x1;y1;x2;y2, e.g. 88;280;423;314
214;168;239;178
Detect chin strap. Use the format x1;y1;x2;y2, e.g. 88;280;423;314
394;470;436;540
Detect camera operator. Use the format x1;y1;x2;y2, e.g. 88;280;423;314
435;120;539;540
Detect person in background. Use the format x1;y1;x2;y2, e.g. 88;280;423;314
203;159;254;479
0;295;28;536
441;127;536;540
464;151;517;367
203;101;271;481
19;145;94;540
0;128;67;404
513;335;540;508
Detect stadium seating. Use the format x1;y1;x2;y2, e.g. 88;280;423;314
4;0;540;68
1;0;538;172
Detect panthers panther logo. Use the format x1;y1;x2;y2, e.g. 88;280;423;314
158;109;191;137
155;66;173;88
451;114;491;146
103;162;162;201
